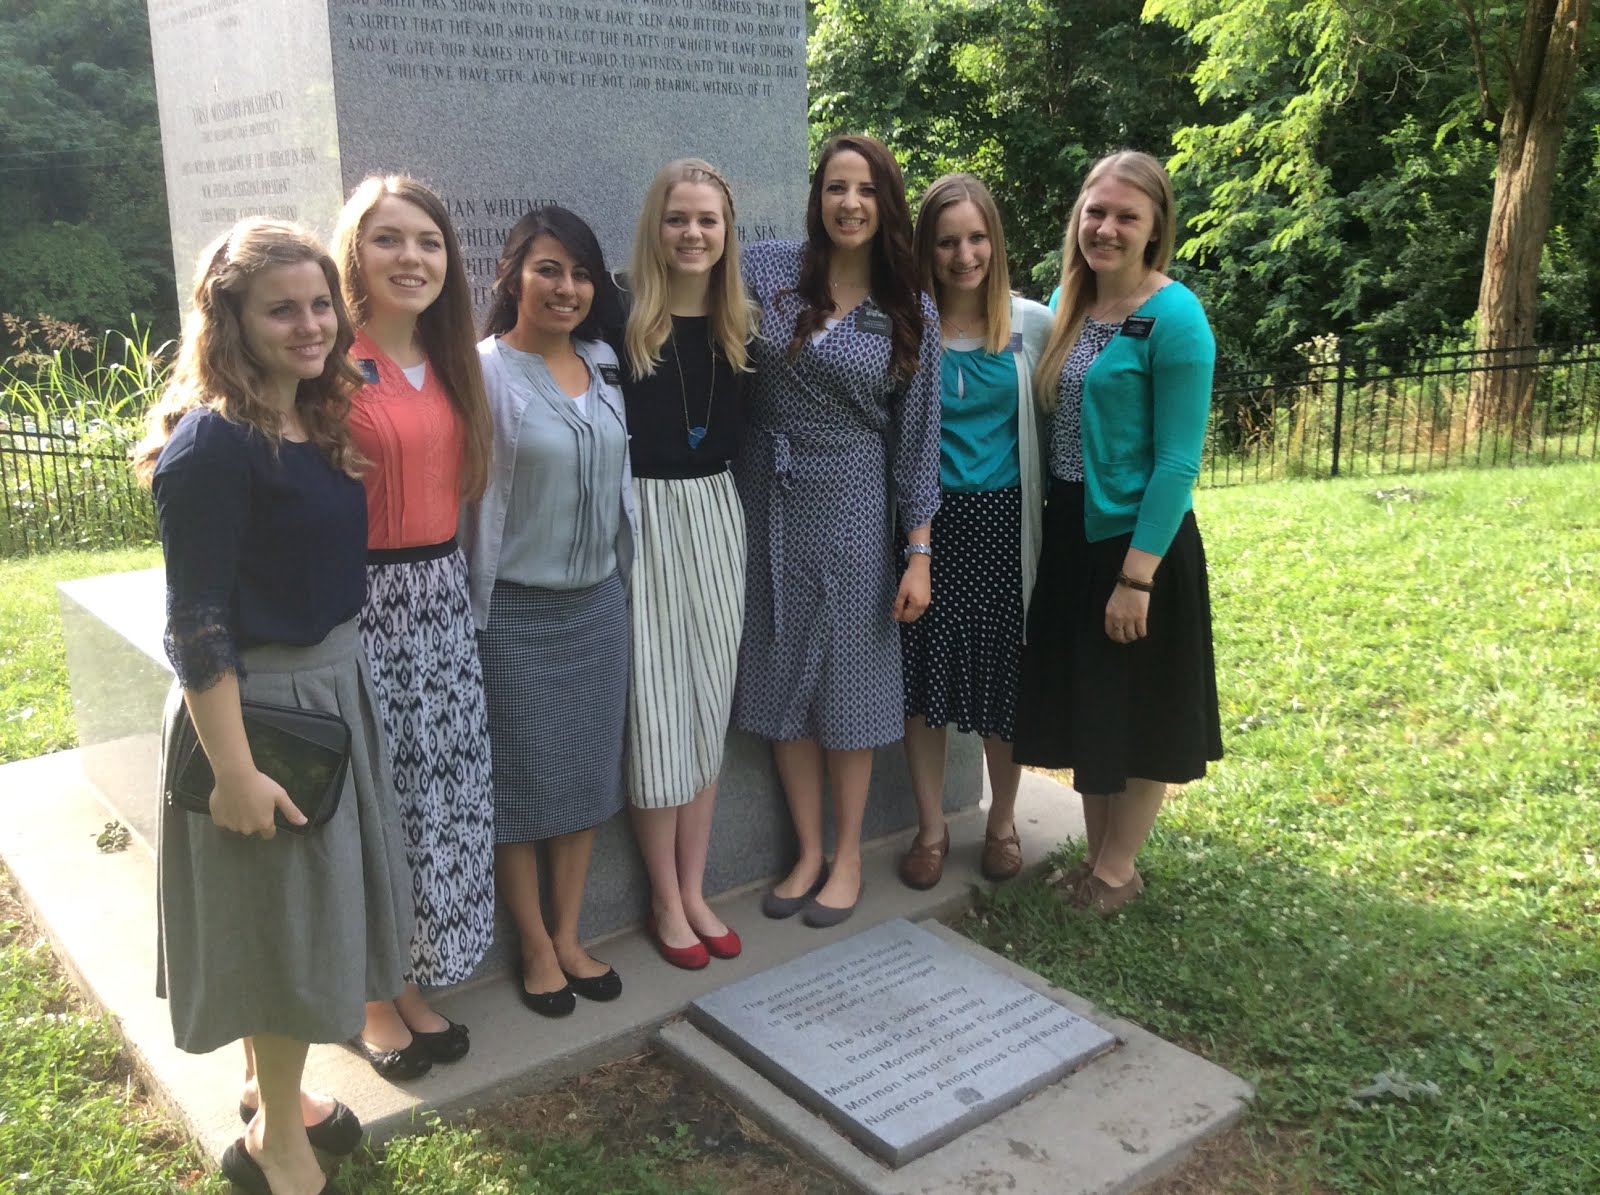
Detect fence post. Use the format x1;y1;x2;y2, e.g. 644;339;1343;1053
1329;340;1346;478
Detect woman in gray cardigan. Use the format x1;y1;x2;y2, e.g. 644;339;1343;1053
462;205;639;1017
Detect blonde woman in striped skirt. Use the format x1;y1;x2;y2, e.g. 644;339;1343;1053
611;160;757;970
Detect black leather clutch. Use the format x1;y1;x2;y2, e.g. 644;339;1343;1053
169;700;351;835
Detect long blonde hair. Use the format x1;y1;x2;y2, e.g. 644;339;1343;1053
333;174;492;501
624;158;757;377
132;220;364;484
912;173;1012;354
1034;151;1177;412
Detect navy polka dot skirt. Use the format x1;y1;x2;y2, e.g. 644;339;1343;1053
900;486;1025;741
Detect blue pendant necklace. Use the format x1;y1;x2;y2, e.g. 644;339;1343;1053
670;323;715;450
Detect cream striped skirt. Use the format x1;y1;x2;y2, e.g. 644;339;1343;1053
625;470;747;808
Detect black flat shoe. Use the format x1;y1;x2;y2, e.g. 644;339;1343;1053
220;1138;338;1195
562;965;622;1002
236;1099;363;1156
761;864;829;920
346;1034;433;1080
407;1018;470;1063
512;952;577;1017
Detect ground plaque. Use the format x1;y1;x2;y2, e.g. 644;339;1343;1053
690;918;1117;1166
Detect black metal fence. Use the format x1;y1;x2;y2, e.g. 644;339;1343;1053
4;338;1599;554
1203;338;1600;486
0;418;154;556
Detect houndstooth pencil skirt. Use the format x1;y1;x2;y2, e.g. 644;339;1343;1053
478;572;629;842
625;472;747;809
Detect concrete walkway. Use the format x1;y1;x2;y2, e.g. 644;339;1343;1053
2;750;1249;1192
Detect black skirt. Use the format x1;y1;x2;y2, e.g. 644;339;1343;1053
1013;481;1222;793
900;486;1025;740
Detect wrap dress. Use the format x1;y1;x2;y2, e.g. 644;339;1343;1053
731;240;942;750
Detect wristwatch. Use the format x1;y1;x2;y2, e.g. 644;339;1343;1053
903;543;932;561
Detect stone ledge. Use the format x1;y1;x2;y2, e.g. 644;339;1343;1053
0;750;1082;1165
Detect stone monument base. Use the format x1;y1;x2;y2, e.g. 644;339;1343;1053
56;569;982;971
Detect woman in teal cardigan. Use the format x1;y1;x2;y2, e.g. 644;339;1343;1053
1013;151;1222;916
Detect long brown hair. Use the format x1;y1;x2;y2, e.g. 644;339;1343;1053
333;174;492;501
787;134;923;383
1035;151;1177;412
132;219;364;484
624;158;758;377
912;173;1013;354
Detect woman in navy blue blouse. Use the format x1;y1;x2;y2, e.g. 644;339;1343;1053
133;220;413;1195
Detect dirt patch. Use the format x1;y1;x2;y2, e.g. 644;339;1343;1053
1143;1124;1331;1195
479;1046;849;1194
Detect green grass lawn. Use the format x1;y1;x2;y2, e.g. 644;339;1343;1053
0;547;160;765
2;463;1597;1192
969;463;1600;1193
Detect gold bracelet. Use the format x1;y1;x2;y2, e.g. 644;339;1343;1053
1116;571;1155;593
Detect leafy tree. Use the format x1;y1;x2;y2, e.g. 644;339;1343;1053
1143;0;1596;400
0;0;175;340
808;0;1204;297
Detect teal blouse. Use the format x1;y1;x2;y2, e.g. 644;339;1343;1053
939;338;1022;492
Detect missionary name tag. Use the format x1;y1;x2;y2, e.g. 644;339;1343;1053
598;363;622;386
356;358;381;384
1121;316;1156;339
857;308;892;337
1007;332;1024;353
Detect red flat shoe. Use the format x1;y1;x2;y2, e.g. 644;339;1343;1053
648;916;709;970
697;925;741;960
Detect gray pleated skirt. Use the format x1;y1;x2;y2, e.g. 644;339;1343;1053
154;620;415;1055
479;572;629;843
625;472;747;809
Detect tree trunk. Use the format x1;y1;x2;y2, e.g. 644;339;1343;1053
1467;0;1589;435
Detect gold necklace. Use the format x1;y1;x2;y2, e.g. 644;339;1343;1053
670;322;716;451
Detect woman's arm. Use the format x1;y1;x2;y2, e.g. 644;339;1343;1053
890;297;943;623
154;414;301;837
1107;291;1216;644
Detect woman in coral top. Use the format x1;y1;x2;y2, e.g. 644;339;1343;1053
332;175;495;1078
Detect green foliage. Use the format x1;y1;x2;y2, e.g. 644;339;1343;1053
969;463;1600;1193
1140;0;1600;363
807;0;1203;298
1;319;167;556
0;0;176;340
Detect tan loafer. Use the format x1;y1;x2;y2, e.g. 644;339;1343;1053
899;826;950;890
980;828;1023;881
1048;856;1095;897
1072;870;1145;916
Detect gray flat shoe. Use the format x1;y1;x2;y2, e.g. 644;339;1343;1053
762;864;828;919
801;893;857;929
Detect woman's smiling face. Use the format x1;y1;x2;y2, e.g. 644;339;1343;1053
514;234;594;339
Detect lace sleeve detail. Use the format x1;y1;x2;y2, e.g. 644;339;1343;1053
164;595;244;692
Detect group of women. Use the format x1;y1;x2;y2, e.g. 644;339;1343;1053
135;136;1220;1195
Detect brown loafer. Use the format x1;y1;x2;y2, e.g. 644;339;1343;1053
980;828;1023;881
1072;871;1145;916
898;826;950;890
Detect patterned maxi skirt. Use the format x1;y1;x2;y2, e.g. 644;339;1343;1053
359;541;495;987
625;472;747;809
154;620;414;1054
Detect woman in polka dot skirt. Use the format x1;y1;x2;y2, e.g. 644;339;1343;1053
896;174;1053;891
732;134;942;927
